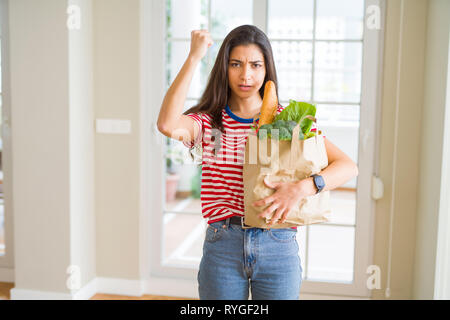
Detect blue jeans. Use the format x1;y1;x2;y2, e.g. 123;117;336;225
198;218;303;300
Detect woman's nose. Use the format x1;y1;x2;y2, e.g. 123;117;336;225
240;65;252;80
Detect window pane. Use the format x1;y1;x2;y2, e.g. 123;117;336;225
210;0;253;39
165;138;202;205
316;0;364;40
328;190;356;225
167;0;207;39
163;213;205;268
209;40;222;68
315;104;360;123
272;41;312;102
315;103;359;189
167;41;206;99
308;104;359;221
317;104;359;189
319;118;359;166
268;0;314;40
183;99;200;113
314;41;362;103
307;225;355;282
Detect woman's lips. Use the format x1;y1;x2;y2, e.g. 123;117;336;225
238;85;252;91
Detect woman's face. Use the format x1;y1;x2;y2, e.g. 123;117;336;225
227;44;266;100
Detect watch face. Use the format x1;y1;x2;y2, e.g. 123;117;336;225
314;174;325;192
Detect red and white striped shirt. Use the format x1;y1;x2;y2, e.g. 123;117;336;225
183;104;285;224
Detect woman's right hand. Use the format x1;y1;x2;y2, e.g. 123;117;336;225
189;30;213;61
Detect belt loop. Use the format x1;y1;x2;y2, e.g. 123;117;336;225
241;216;252;229
225;217;231;229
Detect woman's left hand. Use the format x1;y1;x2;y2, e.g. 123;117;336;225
252;176;307;225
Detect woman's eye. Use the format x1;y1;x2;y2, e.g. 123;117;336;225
230;63;262;67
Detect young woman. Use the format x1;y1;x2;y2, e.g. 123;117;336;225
157;25;359;300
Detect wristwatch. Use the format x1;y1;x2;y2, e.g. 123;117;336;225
311;174;325;194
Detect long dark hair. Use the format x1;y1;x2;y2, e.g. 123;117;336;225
183;25;279;133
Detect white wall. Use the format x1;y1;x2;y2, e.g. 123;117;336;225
9;0;71;294
7;0;146;299
93;0;142;280
8;0;96;299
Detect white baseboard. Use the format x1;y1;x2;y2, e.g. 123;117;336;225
10;278;97;300
73;277;98;300
9;277;144;300
95;277;145;297
84;276;195;299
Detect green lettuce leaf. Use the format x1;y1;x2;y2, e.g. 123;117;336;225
273;100;316;134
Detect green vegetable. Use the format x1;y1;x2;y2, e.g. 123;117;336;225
274;127;292;141
274;100;316;136
304;131;316;139
272;120;286;129
257;126;270;139
259;124;273;131
256;101;317;141
286;120;298;133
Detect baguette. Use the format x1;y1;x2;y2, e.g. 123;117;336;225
258;80;278;127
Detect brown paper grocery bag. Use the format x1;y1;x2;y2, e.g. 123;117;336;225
243;124;331;228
